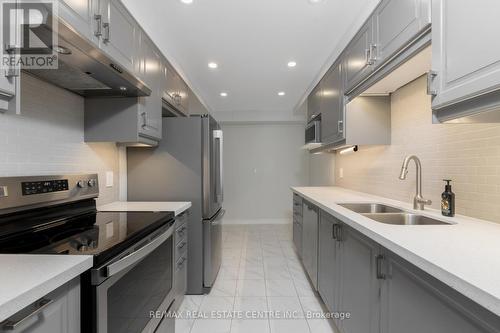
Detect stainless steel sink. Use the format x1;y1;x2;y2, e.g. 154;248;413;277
362;213;452;225
338;203;405;214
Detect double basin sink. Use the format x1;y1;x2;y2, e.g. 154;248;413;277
338;203;452;226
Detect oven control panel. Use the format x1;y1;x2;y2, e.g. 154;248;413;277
22;179;69;196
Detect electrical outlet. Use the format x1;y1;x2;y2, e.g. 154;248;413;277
106;171;113;188
339;168;344;179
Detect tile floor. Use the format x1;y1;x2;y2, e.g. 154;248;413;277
175;224;337;333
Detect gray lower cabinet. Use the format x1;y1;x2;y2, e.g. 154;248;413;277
293;194;303;257
430;0;500;122
317;211;340;313
302;201;319;289
320;61;344;144
173;211;188;310
0;278;80;333
380;251;500;333
295;194;500;333
337;224;380;333
372;0;430;67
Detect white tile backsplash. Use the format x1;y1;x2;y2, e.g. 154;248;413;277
0;74;121;205
335;75;500;223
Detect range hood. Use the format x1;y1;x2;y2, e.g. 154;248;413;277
21;16;151;97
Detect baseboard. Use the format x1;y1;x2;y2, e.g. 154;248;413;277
222;218;291;225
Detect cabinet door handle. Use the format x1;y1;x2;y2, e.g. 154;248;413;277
427;70;437;96
376;255;386;280
337;120;343;134
141;112;148;129
365;48;371;66
94;14;103;37
332;224;336;240
335;224;343;242
103;22;110;43
369;44;377;64
2;298;53;330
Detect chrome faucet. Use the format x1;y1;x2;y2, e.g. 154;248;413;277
399;155;432;210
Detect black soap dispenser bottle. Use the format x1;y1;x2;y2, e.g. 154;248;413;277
441;180;455;217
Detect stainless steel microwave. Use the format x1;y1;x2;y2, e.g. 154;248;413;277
305;118;321;147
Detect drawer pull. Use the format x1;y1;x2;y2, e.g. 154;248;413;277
177;241;187;250
2;298;53;330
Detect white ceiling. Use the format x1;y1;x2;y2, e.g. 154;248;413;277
122;0;380;115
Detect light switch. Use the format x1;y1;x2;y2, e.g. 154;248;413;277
339;168;344;179
106;171;113;188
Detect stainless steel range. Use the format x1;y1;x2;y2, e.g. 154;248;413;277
0;174;176;333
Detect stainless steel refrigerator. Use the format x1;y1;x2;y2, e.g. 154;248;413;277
127;114;224;294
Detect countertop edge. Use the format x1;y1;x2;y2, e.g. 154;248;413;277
98;201;192;216
0;256;93;322
291;187;500;317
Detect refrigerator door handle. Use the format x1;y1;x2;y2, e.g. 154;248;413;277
213;130;224;204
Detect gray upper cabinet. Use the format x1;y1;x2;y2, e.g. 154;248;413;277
338;224;381;333
431;0;500;123
317;211;340;314
380;251;500;333
307;83;322;121
343;19;374;93
98;0;137;73
137;34;162;140
58;0;98;44
372;0;430;67
0;57;20;115
164;63;189;116
302;201;319;289
0;2;20;114
320;62;344;144
85;32;162;145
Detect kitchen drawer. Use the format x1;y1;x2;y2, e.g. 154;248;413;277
175;212;188;226
174;255;188;303
175;223;187;241
175;239;188;261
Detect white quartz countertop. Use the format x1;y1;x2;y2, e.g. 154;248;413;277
0;255;93;322
292;186;500;317
98;201;192;216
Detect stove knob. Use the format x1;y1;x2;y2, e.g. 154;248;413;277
77;244;88;252
87;179;96;187
77;180;85;188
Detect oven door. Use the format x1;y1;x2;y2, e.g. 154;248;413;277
92;224;175;333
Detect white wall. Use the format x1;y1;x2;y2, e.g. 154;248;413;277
222;123;309;224
0;74;122;205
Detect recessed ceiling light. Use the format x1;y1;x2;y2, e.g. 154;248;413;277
208;62;218;69
180;0;193;4
287;61;297;68
220;92;228;97
309;0;324;3
278;91;286;96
